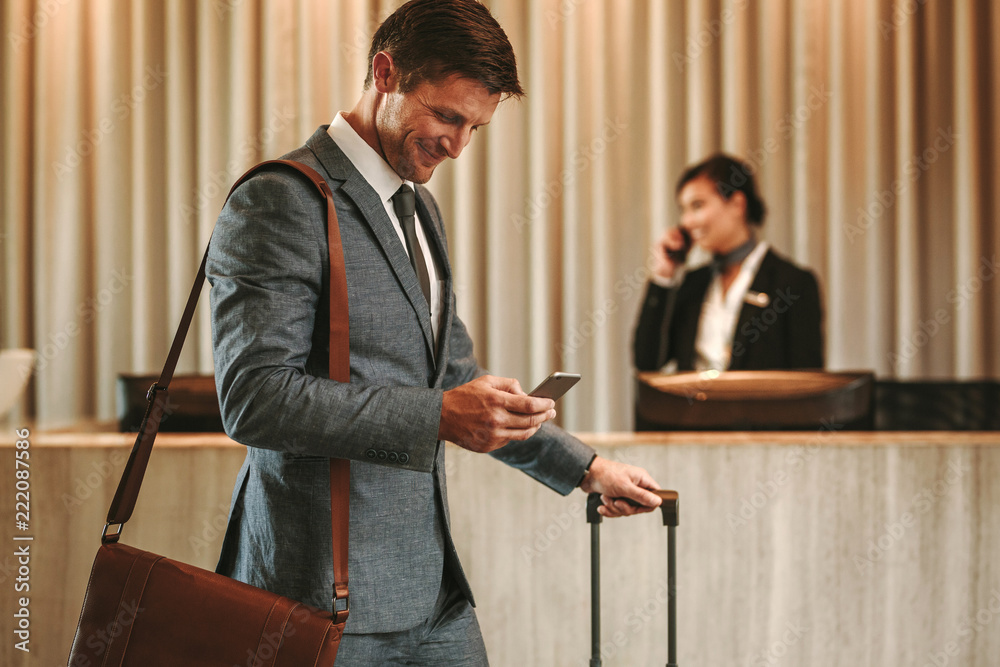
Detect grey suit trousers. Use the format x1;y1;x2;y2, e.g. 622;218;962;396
334;570;488;666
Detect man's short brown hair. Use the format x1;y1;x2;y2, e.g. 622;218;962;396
365;0;524;98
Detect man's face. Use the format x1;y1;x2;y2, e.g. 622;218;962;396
375;73;500;184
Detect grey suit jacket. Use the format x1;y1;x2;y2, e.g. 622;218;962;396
207;126;595;634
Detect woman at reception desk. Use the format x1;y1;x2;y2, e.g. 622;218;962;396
633;153;824;372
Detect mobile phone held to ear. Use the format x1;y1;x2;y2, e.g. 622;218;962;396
528;372;582;401
665;226;692;264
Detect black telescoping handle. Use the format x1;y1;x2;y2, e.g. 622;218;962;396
667;522;677;667
587;493;603;667
585;490;679;667
654;490;680;667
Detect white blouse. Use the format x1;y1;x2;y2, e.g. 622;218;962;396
693;241;769;371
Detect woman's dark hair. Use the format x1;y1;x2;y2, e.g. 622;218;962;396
675;153;767;225
365;0;524;99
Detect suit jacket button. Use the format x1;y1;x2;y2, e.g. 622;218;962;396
365;449;377;459
377;450;388;460
398;453;409;464
387;452;399;463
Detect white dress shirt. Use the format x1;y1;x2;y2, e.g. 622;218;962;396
327;113;442;347
694;241;769;371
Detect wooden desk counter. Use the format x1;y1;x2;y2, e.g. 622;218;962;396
1;429;997;666
17;427;1000;447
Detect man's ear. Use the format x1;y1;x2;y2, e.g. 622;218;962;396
371;51;399;93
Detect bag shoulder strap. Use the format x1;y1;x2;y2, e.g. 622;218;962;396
102;159;351;622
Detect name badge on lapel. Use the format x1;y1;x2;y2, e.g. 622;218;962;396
745;290;770;308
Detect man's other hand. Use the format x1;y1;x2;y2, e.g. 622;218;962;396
579;457;662;517
439;375;556;453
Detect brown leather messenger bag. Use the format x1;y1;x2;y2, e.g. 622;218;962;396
67;160;351;666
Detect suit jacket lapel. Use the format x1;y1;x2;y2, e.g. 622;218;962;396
306;129;437;362
676;269;712;371
730;249;776;370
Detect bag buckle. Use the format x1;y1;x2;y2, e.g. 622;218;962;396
146;382;166;401
333;591;349;623
102;522;124;544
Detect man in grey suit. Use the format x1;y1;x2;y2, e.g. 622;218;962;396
208;0;662;663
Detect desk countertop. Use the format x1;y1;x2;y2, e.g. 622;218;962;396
3;427;998;447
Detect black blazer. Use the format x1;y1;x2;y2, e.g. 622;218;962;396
633;249;824;371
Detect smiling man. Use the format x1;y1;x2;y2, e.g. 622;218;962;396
207;1;661;664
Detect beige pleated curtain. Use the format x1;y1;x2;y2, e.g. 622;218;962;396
2;0;998;430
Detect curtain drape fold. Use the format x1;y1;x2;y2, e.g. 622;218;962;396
2;0;996;429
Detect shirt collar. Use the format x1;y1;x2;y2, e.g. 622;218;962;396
711;234;759;273
328;112;410;205
742;240;769;276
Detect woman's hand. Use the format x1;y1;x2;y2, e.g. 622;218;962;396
652;227;689;281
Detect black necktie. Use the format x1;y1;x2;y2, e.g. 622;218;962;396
391;185;431;309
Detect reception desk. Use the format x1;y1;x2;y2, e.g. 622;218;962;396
1;429;998;666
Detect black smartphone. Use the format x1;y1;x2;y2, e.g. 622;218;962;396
528;372;581;401
665;227;692;264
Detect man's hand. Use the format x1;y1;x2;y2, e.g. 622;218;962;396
439;375;556;453
579;456;662;517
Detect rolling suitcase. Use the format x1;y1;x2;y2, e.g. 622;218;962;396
587;490;679;666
